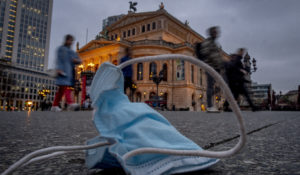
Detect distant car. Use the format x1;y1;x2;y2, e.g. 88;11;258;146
145;99;167;109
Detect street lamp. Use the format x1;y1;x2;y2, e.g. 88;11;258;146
152;73;163;107
252;58;257;73
130;82;137;101
243;53;257;74
152;67;166;107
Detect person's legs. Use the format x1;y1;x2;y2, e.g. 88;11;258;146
64;87;74;105
124;77;132;94
206;73;215;108
52;86;66;106
241;85;256;110
124;77;129;93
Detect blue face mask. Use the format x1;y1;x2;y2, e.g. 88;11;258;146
2;55;246;175
86;62;219;175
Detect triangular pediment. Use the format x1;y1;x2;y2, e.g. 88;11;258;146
78;40;115;53
106;11;163;31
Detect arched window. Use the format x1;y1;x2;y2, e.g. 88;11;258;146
137;63;143;80
199;69;203;85
176;60;185;80
162;63;167;81
149;62;157;80
191;65;194;83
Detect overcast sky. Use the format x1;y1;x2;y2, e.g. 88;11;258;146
48;0;300;93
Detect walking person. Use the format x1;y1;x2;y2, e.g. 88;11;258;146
198;26;225;112
120;48;133;96
51;34;82;112
225;48;257;111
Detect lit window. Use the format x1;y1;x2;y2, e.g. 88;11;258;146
137;63;143;80
149;62;157;80
176;60;185;80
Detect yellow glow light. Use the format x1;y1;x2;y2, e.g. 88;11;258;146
201;104;206;111
88;62;95;67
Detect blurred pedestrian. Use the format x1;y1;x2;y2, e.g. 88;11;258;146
198;26;224;112
120;48;133;94
51;34;82;112
224;48;257;111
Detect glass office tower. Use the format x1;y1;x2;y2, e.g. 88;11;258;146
0;0;55;111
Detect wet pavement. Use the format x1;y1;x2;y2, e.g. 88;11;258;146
0;111;299;175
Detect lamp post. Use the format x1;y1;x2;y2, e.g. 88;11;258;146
251;58;257;73
243;53;257;74
152;67;166;108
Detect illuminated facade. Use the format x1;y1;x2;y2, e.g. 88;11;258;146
78;6;228;111
0;0;54;111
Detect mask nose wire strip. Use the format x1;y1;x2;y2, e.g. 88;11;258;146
2;54;246;175
117;54;246;161
1;141;112;175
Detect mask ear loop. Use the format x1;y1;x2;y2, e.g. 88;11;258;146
117;54;246;161
1;140;113;175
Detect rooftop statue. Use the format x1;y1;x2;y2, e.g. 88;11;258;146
129;1;138;13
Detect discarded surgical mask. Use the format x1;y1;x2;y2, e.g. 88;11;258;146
2;55;246;175
86;62;219;175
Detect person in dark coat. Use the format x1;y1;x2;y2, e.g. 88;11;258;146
224;48;256;111
199;26;224;112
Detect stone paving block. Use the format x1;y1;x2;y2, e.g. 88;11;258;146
0;111;299;174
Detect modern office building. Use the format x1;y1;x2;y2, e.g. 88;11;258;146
0;0;55;111
250;82;272;109
102;14;124;31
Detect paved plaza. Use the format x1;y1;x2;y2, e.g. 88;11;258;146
0;111;299;175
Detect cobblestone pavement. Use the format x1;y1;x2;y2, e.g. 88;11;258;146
0;111;299;175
